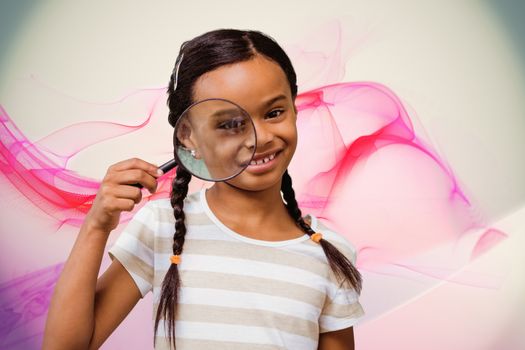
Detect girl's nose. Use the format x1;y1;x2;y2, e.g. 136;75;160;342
252;120;274;149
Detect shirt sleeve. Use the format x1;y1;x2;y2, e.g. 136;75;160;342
107;202;156;298
319;232;365;333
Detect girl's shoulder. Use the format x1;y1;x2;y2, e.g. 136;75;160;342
141;190;202;216
304;214;358;264
125;191;204;241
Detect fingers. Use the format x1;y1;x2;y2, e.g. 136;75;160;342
105;158;162;194
108;158;163;178
106;169;158;194
87;158;161;232
104;198;137;213
111;185;143;205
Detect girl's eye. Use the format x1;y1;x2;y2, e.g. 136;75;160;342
266;109;285;119
217;117;246;131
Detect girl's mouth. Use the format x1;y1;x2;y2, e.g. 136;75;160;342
250;151;277;165
245;150;282;173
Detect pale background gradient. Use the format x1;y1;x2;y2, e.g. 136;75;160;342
0;0;524;349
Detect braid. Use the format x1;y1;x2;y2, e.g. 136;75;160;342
281;170;363;294
281;170;315;235
153;166;191;349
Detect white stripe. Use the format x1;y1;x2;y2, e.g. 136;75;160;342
116;233;153;265
145;193;356;250
150;227;348;297
177;287;320;322
186;226;236;241
155;224;235;241
149;197;203;213
155;222;175;237
130;204;155;224
333;287;360;304
148;198;172;210
280;243;328;261
124;210;158;234
319;313;363;331
155;223;234;240
128;270;152;297
154;254;331;294
184;198;205;213
108;247;152;297
156;321;317;349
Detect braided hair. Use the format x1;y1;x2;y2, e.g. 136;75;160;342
154;29;362;349
281;170;362;293
153;166;191;346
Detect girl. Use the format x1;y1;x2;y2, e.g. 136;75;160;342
43;29;364;350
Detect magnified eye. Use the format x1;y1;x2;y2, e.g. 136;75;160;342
218;116;246;132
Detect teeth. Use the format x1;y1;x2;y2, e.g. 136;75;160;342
250;152;277;166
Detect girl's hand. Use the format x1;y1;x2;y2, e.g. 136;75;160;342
85;158;162;233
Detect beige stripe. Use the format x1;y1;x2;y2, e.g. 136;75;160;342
330;242;356;263
123;219;155;248
160;304;318;340
156;208;211;226
325;267;360;291
153;237;173;254
145;236;359;301
149;239;351;274
153;205;343;251
186;211;216;226
153;270;325;309
154;239;328;277
150;234;353;273
152;209;355;264
109;246;153;284
323;300;364;318
154;336;287;350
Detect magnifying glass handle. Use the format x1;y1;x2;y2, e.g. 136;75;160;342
158;158;178;174
131;158;177;189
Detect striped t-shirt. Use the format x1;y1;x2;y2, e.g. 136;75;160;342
108;188;364;349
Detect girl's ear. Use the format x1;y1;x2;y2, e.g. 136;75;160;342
176;119;201;158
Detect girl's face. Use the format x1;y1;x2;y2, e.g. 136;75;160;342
191;54;298;191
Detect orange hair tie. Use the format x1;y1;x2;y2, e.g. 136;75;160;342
311;232;323;243
170;255;181;265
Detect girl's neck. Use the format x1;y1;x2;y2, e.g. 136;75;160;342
207;180;284;217
205;179;298;239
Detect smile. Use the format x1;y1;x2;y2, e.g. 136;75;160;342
245;150;282;173
250;152;276;165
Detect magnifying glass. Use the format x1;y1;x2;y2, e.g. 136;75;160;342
134;98;256;186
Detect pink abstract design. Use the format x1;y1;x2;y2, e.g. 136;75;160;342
0;263;63;349
0;23;508;349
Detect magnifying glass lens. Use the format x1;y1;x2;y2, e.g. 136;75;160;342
173;98;256;181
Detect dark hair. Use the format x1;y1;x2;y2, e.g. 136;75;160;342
155;29;362;349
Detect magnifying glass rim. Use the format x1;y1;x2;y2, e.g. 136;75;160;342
172;97;257;182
